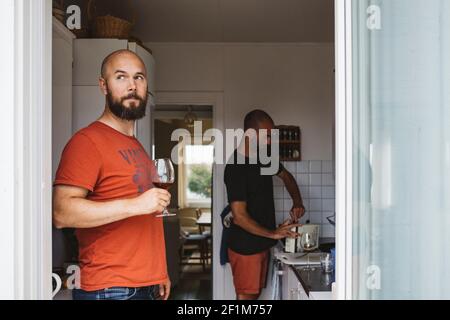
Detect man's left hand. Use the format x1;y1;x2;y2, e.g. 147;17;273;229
290;205;306;223
159;278;171;300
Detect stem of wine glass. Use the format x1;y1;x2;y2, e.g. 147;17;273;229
156;206;176;218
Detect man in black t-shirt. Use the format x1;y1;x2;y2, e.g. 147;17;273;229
224;110;305;300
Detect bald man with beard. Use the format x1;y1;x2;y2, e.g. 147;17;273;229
53;50;172;300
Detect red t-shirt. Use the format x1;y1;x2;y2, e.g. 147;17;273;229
54;121;168;291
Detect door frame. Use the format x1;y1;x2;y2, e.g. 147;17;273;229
335;0;353;300
153;91;226;300
0;0;53;299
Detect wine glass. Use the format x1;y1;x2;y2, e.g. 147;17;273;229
152;158;176;218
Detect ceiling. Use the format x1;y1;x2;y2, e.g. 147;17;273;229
76;0;334;43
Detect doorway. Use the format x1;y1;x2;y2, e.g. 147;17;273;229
153;105;214;299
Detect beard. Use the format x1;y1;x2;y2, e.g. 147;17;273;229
106;88;148;121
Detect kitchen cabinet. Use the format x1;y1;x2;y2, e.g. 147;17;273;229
281;263;310;300
53;17;75;179
52;17;75;270
72;39;156;155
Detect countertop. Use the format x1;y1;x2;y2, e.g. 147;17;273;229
290;265;334;296
274;238;335;300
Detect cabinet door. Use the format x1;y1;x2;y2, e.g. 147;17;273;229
136;100;152;156
281;264;290;300
73;39;128;86
53;35;73;178
52;21;74;271
128;42;156;95
72;86;105;133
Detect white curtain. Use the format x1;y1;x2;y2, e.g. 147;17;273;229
352;0;450;299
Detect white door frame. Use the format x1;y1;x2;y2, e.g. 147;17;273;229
335;0;353;300
0;0;351;300
154;91;226;300
0;0;53;299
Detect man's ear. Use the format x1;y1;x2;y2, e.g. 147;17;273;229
99;78;108;96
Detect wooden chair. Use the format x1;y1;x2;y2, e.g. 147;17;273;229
178;216;209;271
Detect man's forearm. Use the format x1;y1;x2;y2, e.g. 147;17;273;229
53;197;139;229
233;214;275;239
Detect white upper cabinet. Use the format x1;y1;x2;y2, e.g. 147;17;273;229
73;39;129;86
52;18;75;179
128;42;156;96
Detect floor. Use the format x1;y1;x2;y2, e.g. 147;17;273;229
170;253;212;300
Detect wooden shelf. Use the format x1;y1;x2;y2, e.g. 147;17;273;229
276;125;301;162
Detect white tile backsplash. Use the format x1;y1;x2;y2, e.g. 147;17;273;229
322;199;335;212
284;199;293;210
283;162;297;173
283;211;291;222
309;211;323;224
310;199;322;211
299;185;309;199
296;174;309;186
276;212;285;226
309;186;322;199
322;186;335;199
322;161;333;173
274;160;335;239
274;199;284;211
309;174;322;186
309;161;322;173
303;199;310;211
296;161;309;173
322;173;335;186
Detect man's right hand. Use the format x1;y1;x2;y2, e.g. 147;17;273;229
271;223;302;240
131;188;171;216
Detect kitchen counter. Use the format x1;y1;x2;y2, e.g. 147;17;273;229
274;239;335;300
290;265;334;296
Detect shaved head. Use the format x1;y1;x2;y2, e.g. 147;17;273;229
100;49;146;79
244;109;275;131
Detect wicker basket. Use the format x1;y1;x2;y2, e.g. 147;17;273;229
52;0;65;23
88;0;135;39
53;8;65;23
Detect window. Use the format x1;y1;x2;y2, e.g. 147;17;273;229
180;144;214;207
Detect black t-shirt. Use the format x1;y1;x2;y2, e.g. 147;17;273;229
224;150;284;255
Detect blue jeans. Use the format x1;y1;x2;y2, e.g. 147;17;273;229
72;285;160;300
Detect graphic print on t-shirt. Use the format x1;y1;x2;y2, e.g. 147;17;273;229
118;147;153;194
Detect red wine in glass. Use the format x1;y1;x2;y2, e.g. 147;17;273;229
152;182;173;190
152;159;176;217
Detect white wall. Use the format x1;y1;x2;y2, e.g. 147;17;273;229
146;42;335;161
